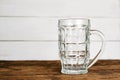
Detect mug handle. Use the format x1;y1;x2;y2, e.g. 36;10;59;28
88;29;105;68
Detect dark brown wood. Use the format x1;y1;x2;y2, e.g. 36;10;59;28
0;60;119;80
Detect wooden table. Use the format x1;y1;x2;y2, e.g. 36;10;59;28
0;60;119;80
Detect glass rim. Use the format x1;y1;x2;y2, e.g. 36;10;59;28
58;18;90;21
58;18;90;26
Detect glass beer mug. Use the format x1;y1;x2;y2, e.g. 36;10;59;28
58;18;105;74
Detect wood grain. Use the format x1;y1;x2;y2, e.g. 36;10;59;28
0;60;120;80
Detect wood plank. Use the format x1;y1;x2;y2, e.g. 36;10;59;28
0;0;119;17
0;60;119;80
0;18;119;40
0;41;119;60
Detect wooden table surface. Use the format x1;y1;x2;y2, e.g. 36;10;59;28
0;60;119;80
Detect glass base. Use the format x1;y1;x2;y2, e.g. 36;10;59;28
61;69;88;74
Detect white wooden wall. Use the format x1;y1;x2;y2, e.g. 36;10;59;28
0;0;120;60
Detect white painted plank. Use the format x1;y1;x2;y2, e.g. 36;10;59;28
0;42;59;60
91;18;120;41
0;41;119;60
0;17;119;40
0;17;58;40
0;0;119;17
